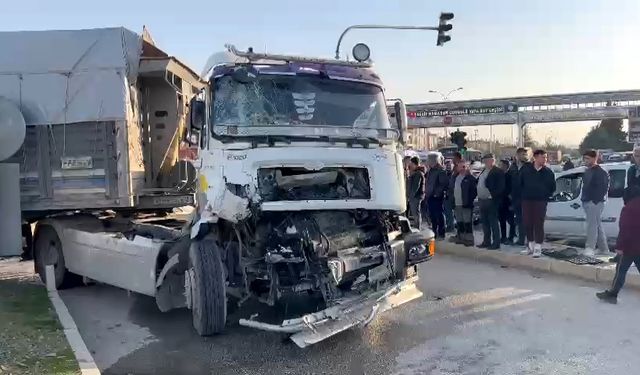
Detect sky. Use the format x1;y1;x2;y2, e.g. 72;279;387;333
3;0;639;146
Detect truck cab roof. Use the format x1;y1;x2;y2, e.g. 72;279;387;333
211;62;383;87
203;45;382;87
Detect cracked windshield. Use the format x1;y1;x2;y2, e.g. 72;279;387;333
212;75;390;130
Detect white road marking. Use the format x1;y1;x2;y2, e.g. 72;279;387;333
46;265;101;375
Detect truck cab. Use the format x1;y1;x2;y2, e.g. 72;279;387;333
182;46;434;345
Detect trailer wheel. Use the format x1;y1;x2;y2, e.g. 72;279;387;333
188;239;227;336
34;226;80;289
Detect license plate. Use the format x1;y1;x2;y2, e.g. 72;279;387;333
152;195;194;206
61;156;93;170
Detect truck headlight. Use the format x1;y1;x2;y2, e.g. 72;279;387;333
407;239;435;264
409;244;427;258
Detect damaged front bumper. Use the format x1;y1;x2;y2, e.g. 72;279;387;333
238;277;423;348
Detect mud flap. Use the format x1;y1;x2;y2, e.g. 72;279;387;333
238;278;423;348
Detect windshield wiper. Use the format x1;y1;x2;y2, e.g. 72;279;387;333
215;129;384;147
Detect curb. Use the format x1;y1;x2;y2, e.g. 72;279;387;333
436;241;640;290
45;266;101;375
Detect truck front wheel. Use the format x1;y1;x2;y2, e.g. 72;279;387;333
34;226;80;289
187;239;227;336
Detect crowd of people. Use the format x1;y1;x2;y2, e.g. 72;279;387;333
405;145;640;304
405;147;557;257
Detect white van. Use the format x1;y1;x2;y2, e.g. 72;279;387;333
545;162;630;241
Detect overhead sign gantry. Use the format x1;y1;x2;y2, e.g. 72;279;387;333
397;90;640;146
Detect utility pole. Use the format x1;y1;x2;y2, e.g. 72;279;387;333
474;129;479;150
490;125;493;153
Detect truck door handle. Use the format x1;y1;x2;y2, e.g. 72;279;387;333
570;203;581;209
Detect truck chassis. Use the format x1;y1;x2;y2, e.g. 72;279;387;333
33;209;433;347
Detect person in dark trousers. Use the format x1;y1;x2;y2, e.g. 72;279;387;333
581;150;610;257
562;156;575;171
402;155;412;216
627;146;640;189
443;159;456;233
508;148;529;246
425;154;449;238
610;146;640;263
596;186;640;304
447;153;462;243
477;153;505;250
449;161;477;246
407;157;426;229
498;159;516;244
519;149;556;258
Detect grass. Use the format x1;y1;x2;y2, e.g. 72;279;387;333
0;276;80;375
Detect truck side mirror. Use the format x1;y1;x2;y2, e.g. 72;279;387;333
394;101;409;144
189;97;206;131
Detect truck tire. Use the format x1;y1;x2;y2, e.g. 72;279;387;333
188;239;227;336
22;223;33;260
34;226;80;289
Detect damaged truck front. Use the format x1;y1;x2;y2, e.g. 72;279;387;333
181;46;435;346
16;28;435;348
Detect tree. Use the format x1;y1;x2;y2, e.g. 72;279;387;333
523;126;537;149
544;136;558;150
544;136;576;156
579;118;632;153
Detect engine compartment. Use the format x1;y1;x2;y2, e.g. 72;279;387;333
224;210;402;306
257;167;371;201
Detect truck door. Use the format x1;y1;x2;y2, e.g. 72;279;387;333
545;171;585;239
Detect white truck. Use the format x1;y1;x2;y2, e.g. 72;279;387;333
3;27;436;347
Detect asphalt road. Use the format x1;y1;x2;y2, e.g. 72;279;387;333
59;255;640;375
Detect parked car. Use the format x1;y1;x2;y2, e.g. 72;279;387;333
545;162;629;242
548;164;564;174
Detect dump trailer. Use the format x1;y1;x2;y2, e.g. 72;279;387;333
4;29;434;347
1;27;203;219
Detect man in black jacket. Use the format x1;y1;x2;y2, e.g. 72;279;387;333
443;159;456;233
627;146;640;190
449;161;477;246
519;149;557;258
477;153;506;249
499;159;516;244
425;154;449;238
611;146;640;263
508;147;529;246
407;157;426;229
562;156;575;171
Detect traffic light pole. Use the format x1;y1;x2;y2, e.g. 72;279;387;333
517;112;525;147
335;25;438;59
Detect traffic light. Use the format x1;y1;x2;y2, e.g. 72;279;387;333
450;129;467;151
437;12;454;46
